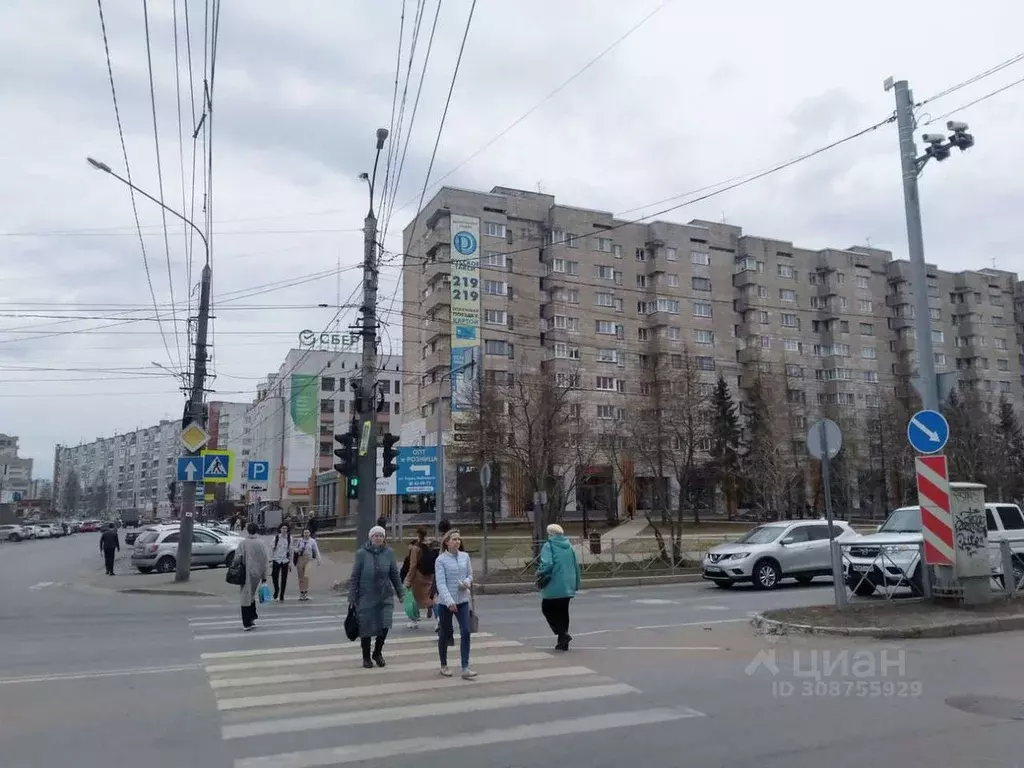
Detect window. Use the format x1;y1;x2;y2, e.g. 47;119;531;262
858;299;873;312
697;356;715;371
661;274;680;287
485;222;506;238
380;379;392;394
596;348;619;363
595;292;615;307
655;298;680;314
596;376;617;391
554;372;578;388
635;248;647;262
485;251;506;268
666;247;679;261
666;327;681;341
321;377;335;391
931;330;944;344
777;263;795;279
594;237;613;253
483;280;506;295
563;233;578;248
783;338;801;353
395;380;401;395
597;405;622;420
781;313;799;328
691;277;712;292
993;315;1005;327
612;244;622;258
320;399;333;414
554;343;580;360
552;315;579;333
690;250;709;265
930;307;941;321
997;506;1024;530
636;275;648;289
319;441;332;456
756;285;768;299
779;289;796;303
935;353;947;367
998;358;1009;371
551;258;579;275
808;271;819;285
338;400;346;413
863;371;878;382
596;320;617;335
597;266;616;280
995;338;1008;350
484;309;507;326
862;347;877;360
759;311;769;325
693;302;712;318
855;275;869;290
485;339;509;356
786;363;803;378
859;322;874;336
637;328;649;341
694;329;714;345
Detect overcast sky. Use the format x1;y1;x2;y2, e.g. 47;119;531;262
2;0;1022;478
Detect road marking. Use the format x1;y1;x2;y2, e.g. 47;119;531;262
531;645;610;650
632;598;679;605
194;624;346;640
222;683;639;740
0;663;201;685
634;618;747;630
205;640;522;673
28;581;55;591
218;666;598;711
695;605;732;610
210;652;550;689
200;633;492;660
614;646;721;651
234;707;703;767
190;614;343;628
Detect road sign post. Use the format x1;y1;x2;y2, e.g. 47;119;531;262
480;462;492;576
916;455;953;568
247;460;270;483
396;446;438;496
807;418;846;610
201;450;233;484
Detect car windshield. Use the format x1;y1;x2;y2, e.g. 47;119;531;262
736;525;785;544
136;531;159;545
879;507;922;533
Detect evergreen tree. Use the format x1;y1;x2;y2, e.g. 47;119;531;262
995;395;1024;502
708;375;742;518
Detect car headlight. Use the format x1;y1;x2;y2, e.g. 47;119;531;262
884;545;917;553
726;552;750;560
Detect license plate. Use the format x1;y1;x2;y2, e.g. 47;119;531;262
851;565;872;573
705;567;724;574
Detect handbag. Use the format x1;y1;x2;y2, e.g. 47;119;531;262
225;549;246;586
535;542;553;590
469;587;480;634
344;603;360;642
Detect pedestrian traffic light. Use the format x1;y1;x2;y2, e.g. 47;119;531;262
347;474;359;499
381;433;399;478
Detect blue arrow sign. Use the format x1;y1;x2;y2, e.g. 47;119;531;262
907;409;950;454
396;445;438;495
247;460;270;482
177;456;203;482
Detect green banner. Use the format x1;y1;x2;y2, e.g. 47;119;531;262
289;374;318;437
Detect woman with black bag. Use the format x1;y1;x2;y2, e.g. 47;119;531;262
535;524;581;651
348;526;405;668
234;522;269;631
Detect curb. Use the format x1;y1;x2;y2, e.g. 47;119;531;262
475;572;703;595
750;611;1024;639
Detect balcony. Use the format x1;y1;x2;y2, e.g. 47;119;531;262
423;289;451;315
737;346;764;365
421;254;449;285
422;344;451;374
733;269;758;289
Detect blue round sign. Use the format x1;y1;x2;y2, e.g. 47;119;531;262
906;409;950;454
452;230;477;256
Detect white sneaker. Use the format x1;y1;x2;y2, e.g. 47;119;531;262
439;666;453;677
461;668;477;679
405;621;419;630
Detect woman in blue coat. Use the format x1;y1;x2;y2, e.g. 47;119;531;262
536;523;581;651
348;526;405;669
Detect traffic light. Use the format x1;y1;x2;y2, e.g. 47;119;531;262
346;474;360;500
333;422;359;476
381;433;400;478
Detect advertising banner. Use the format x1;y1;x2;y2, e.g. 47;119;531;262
285;373;318;485
449;214;481;417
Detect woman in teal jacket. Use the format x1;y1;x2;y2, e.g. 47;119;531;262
536;523;581;651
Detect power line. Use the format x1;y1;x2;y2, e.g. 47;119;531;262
378;0;408;228
922;72;1024;126
915;51;1024;108
96;0;176;373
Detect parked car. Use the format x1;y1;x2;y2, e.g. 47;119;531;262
124;525;157;546
844;503;1024;596
0;524;25;542
131;524;240;574
40;523;63;538
702;519;858;589
79;520;100;533
25;524;50;539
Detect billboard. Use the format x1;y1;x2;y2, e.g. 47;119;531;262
285;373;318;485
449;214;481;418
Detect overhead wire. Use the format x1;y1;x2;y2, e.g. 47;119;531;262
921;73;1024;126
378;0;408;228
914;51;1024;108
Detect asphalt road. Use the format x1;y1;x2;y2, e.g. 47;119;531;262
4;534;1024;767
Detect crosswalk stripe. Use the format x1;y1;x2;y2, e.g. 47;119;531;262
234;707;702;767
189;614;342;628
195;624;377;641
217;666;598;711
200;633;493;660
205;640;522;674
209;652;550;689
221;682;639;740
189;610;409;625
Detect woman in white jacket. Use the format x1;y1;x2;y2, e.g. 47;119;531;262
434;529;476;679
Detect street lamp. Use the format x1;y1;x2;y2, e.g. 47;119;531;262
88;155;212;583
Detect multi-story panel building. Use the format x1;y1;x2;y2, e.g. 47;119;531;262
0;434;33;503
402;185;1024;519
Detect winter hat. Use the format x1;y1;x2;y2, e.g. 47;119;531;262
547;524;564;536
369;525;386;540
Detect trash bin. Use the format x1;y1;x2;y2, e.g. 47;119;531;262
589;531;601;555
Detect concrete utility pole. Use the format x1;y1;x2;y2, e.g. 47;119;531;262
87;156;212;583
355;129;389;544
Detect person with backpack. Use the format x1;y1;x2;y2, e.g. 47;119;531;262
535;523;581;651
402;526;437;628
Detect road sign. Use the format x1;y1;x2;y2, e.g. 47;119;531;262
201;449;232;484
176;456;203;483
806;418;842;460
480;462;492;490
907;409;949;454
396;445;438;495
247;460;270;482
916;454;954;566
180;423;210;453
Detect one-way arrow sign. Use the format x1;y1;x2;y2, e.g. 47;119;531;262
176;456;204;483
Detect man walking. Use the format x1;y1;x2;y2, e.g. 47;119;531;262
100;523;120;576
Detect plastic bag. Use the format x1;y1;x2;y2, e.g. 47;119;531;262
258;582;272;604
403;589;419;620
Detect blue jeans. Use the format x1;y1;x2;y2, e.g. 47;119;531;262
437;600;471;670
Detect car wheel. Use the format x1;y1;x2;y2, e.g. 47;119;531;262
713;580;734;589
795;575;815;586
137;567;153;574
224;552;235;568
155;556;176;574
849;578;876;597
9;534;20;542
753;559;781;590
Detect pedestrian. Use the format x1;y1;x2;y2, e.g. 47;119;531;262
348;525;404;669
434;529;476;679
293;527;321;601
536;523;581;651
402;526;438;628
307;513;319;538
269;523;292;601
99;523;119;576
238;522;269;631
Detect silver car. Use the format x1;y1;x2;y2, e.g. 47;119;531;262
702;519;856;589
131;524;240;574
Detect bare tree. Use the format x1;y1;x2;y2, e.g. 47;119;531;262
448;373;508;526
992;395;1024;502
740;367;791;520
62;469;81;515
943;388;998;485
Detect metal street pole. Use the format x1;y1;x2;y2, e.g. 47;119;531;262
87;156;211;582
434;354;478;533
887;80;939;412
355;129;389;544
818;419;847;610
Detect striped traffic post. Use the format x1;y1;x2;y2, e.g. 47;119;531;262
915;455;953;567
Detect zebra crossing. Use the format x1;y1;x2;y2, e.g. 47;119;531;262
189;599;704;767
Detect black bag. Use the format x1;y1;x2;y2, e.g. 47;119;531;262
417;542;438;576
535;542;553;590
344;603;360;641
225;552;245;586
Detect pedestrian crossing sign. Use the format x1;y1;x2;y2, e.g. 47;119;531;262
201;449;233;484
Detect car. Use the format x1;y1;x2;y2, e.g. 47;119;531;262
40;523;64;538
131;524;240;574
25;524;49;539
0;524;25;542
844;503;1024;597
702;519;857;590
124;525;158;545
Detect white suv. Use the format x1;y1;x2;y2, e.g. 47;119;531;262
702;519;857;589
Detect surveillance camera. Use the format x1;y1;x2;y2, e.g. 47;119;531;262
922;133;946;144
946;120;969;132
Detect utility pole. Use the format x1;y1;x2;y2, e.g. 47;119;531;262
355;129;389;544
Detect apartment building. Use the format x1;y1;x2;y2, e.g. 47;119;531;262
402;185;1024;518
0;434;33;503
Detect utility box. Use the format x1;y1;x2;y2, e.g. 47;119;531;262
949;482;991;605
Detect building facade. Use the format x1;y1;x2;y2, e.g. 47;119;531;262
0;434;33;503
401;185;1024;519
